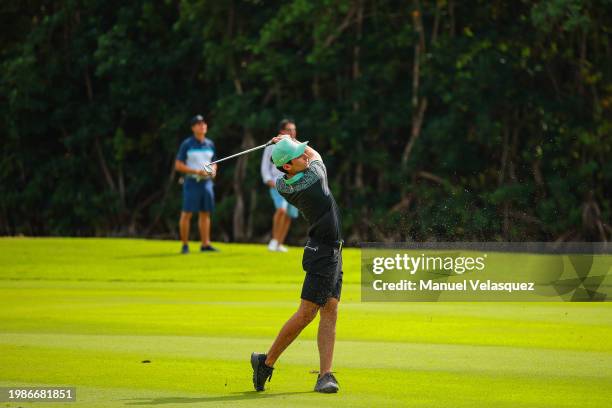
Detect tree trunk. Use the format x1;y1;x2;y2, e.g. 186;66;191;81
448;0;455;37
246;187;257;240
145;160;176;236
85;69;118;197
94;136;117;193
353;0;364;191
232;130;255;241
352;0;365;241
401;0;437;166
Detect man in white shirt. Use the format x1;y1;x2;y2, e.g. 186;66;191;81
260;119;299;252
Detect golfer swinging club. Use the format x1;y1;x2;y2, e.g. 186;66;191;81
251;135;343;393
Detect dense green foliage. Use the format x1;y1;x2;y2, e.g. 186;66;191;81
1;0;610;242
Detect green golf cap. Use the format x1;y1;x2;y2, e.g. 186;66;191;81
272;138;309;166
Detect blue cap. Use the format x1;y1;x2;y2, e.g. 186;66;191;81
190;115;206;126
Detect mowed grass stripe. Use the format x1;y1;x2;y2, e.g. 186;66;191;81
0;238;360;284
1;283;610;352
1;333;610;379
1;280;610;324
1;345;610;408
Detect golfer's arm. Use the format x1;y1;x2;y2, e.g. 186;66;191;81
175;160;198;175
304;145;322;162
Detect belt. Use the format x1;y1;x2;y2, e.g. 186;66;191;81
307;239;344;250
186;175;210;182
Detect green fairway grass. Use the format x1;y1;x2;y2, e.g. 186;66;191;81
1;238;611;407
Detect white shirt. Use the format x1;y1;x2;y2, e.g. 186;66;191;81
260;145;284;185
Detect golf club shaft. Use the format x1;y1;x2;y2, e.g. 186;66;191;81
209;142;272;166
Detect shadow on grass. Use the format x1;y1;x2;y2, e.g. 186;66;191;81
114;253;187;259
123;391;313;405
115;251;225;259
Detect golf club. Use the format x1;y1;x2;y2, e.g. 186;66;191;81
201;141;273;174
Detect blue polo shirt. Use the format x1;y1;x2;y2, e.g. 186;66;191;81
176;136;216;179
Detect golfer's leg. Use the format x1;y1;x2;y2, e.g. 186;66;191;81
265;299;319;367
317;297;339;375
278;214;291;245
179;212;192;244
198;212;210;246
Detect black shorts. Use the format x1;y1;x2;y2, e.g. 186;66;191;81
301;241;343;306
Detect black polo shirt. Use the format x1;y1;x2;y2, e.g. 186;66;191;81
276;160;342;244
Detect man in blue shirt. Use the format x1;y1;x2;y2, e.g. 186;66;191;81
175;115;218;253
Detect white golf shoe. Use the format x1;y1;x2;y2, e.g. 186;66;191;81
267;239;278;251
